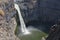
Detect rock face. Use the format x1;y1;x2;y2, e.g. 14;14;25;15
0;0;20;40
16;0;60;26
0;16;20;40
15;0;38;23
46;24;60;40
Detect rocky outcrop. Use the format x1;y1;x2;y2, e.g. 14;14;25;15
0;16;20;40
46;24;60;40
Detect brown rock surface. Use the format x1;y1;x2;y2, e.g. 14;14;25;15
0;16;20;40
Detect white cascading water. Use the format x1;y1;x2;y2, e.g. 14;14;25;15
14;3;30;35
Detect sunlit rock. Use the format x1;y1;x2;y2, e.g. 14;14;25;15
0;15;20;40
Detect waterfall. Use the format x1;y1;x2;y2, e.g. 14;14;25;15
14;3;30;35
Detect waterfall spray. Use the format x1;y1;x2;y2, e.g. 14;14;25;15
14;3;30;35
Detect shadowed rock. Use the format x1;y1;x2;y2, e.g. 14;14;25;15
46;24;60;40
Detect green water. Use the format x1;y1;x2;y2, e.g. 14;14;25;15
15;27;47;40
